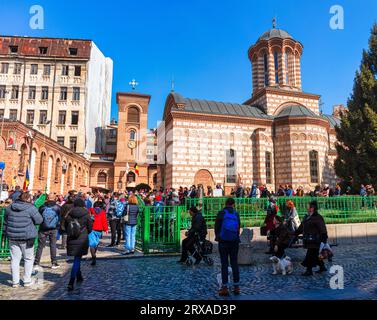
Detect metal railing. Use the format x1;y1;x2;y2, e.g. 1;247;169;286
183;196;377;229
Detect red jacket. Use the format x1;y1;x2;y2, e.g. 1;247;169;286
89;207;108;232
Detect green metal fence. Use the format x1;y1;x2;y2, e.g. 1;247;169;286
0;208;10;259
183;196;377;229
136;205;182;254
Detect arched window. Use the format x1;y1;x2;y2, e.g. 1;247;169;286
130;130;136;140
18;144;27;173
226;149;237;184
127;171;136;183
39;152;46;178
285;52;289;84
127;106;139;123
265;151;272;184
55;159;61;183
263;53;269;87
67;164;72;186
97;172;107;185
309;150;319;183
274;51;279;84
153;173;158;185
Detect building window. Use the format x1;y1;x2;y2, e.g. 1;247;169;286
43;64;51;76
72;87;80;101
11;85;19;99
285;52;289;84
9;46;18;54
309;150;319;183
0;109;4;119
55;159;61;183
14;63;22;75
28;86;36;100
127;106;139;123
74;65;81;77
130;130;136;140
41;86;49;100
97;172;107;185
274;51;279;84
226;149;237;184
69;48;78;56
58;111;66;125
109;129;117;139
9;109;17;121
62;65;69;76
265;151;272;184
26;110;34;124
60;87;67;100
71;111;79;125
1;63;9;74
39;152;46;178
57;137;65;146
127;171;136;183
39;47;48;55
69;137;77;152
19;144;27;173
0;85;6;99
30;64;38;75
263;53;269;87
39;110;48;124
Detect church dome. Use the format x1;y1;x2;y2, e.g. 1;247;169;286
258;28;293;41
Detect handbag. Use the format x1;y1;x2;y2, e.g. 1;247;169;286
123;204;130;223
88;231;101;248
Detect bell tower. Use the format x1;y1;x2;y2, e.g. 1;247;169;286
114;91;150;189
248;22;304;95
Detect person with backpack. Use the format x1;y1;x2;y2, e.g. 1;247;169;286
88;199;108;265
34;194;61;270
59;195;74;249
264;196;279;254
63;198;93;291
107;193;123;247
4;192;43;288
215;198;241;297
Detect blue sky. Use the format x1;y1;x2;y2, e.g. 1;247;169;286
1;0;377;128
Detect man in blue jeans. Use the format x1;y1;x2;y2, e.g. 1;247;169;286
215;198;241;296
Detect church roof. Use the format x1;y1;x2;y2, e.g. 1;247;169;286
169;93;272;119
258;28;293;41
275;105;320;118
321;114;341;128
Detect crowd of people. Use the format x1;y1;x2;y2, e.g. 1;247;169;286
0;179;368;296
2;188;141;291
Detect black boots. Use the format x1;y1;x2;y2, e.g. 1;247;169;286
67;278;75;291
91;256;96;266
302;269;313;276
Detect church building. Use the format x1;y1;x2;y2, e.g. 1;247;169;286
159;25;343;194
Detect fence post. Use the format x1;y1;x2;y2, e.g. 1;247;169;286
143;207;150;254
176;206;182;252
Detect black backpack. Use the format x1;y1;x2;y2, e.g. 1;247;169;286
67;217;81;239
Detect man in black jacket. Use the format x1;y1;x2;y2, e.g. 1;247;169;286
34;194;61;269
215;198;241;297
178;207;207;264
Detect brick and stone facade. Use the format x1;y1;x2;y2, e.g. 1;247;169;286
159;26;342;194
0;120;90;194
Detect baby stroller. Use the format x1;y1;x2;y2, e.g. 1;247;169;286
186;234;214;267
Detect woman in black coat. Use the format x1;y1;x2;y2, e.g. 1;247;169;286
63;198;92;291
295;200;328;276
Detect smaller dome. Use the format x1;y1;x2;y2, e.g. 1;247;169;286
258;28;293;41
275;105;319;119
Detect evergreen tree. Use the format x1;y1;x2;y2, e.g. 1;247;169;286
335;23;377;191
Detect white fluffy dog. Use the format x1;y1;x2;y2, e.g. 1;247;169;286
270;256;293;275
216;267;233;288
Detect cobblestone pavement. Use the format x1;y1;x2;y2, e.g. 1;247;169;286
1;243;377;300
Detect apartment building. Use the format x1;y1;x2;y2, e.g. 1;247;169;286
0;36;113;157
